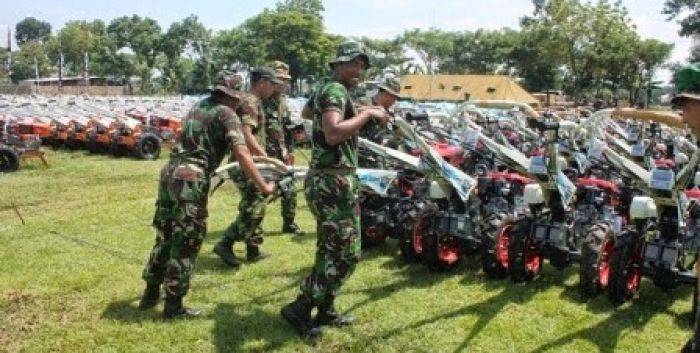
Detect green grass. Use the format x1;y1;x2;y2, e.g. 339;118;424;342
0;148;695;353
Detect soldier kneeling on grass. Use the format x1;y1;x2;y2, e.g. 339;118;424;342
138;71;275;319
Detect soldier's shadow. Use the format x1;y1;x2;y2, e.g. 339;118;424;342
211;303;299;353
100;297;160;323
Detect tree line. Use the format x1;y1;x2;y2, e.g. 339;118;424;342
0;0;689;103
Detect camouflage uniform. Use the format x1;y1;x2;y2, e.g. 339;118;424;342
142;97;246;297
221;94;267;247
299;77;361;305
264;95;298;222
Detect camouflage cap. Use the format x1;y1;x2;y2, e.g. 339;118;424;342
268;60;291;80
672;62;700;105
250;66;283;84
329;41;371;69
212;70;244;100
376;75;403;98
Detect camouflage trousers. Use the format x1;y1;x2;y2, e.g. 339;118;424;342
222;170;266;246
267;147;297;221
142;162;209;297
300;172;361;305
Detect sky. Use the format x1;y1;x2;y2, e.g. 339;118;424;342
0;0;692;83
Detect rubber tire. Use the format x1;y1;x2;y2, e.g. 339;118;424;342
87;136;104;154
422;229;459;272
481;212;509;279
0;146;20;172
508;220;541;282
608;229;642;305
579;223;613;297
134;133;161;160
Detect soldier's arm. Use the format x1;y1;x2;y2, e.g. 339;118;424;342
221;107;275;195
232;145;275;195
319;83;389;146
322;109;388;146
242;124;267;157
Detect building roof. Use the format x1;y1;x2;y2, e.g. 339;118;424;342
400;74;538;104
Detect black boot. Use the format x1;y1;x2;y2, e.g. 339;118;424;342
315;296;355;327
281;295;319;338
138;283;161;309
163;294;203;319
246;244;270;262
213;238;241;268
282;218;301;235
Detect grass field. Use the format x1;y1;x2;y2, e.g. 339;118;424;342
0;149;695;353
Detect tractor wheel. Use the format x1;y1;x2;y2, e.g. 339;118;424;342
481;212;510;279
0;146;20;172
579;223;615;297
87;137;104;154
50;138;63;149
608;229;643;305
361;220;386;248
134;133;161;160
422;229;461;272
509;221;542;282
404;204;438;264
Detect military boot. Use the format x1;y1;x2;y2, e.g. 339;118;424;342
138;283;161;309
213;237;241;268
282;218;301;235
246;244;271;262
314;295;355;327
281;295;320;338
163;294;203;319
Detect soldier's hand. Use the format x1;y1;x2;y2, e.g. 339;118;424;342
369;108;391;126
261;181;276;195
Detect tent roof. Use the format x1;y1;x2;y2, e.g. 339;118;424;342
400;74;538;105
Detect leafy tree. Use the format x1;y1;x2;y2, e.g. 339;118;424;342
275;0;324;17
440;29;518;74
160;15;211;92
663;0;700;37
401;28;455;74
15;17;51;46
44;20;107;76
107;15;162;92
10;41;51;82
356;37;409;78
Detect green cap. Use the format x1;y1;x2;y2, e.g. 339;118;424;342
672;62;700;105
329;41;371;69
250;66;283;84
377;75;402;98
212;70;244;99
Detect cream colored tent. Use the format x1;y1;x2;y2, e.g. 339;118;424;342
400;74;538;105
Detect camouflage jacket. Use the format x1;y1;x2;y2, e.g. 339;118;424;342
307;78;358;170
237;94;266;146
170;97;246;175
263;95;289;158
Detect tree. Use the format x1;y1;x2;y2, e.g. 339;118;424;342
356;37;409;78
160;15;211;92
107;15;162;92
214;6;341;87
275;0;324;17
15;17;51;46
663;0;700;37
440;29;518;74
401;28;455;74
10;41;51;82
107;15;161;68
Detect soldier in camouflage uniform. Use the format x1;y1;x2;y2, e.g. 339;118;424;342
263;61;301;234
214;67;281;268
675;63;700;353
139;71;275;319
357;75;404;168
281;41;390;337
